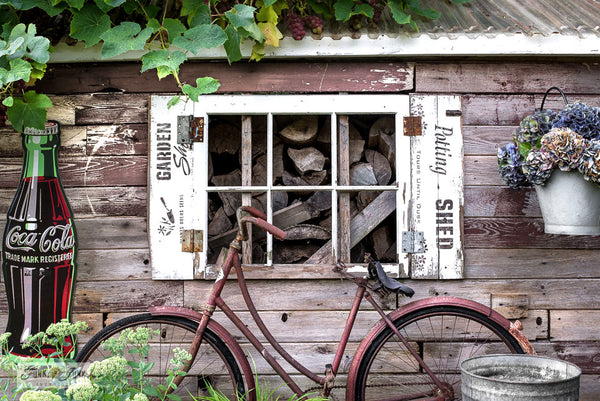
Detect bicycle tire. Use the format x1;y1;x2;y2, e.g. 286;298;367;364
76;313;246;400
352;304;526;401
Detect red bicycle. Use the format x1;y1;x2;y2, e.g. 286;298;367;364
76;206;533;401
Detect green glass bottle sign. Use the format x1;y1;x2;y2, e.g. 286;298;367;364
2;121;77;356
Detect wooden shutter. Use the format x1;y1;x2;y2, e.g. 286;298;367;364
148;94;463;280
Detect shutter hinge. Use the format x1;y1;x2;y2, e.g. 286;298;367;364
177;115;205;144
402;231;424;254
403;116;422;136
182;229;203;252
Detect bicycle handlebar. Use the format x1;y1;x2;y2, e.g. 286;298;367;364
237;207;286;241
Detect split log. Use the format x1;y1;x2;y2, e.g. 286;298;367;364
370;225;394;260
284;224;331;241
253;154;268;186
208;207;232;236
350;139;365;164
279;117;319;146
211;169;241;216
317;118;362;147
350;163;377;186
273;242;322;264
282;170;328;186
365;149;392;185
254;191;289;213
208;191;331;250
378;132;395;168
288;147;326;175
209;123;240;155
368;116;395;147
306;190;396;264
357;191;381;211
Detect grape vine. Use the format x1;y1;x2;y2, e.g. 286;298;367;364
0;0;470;131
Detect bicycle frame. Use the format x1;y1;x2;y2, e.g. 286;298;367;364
184;236;451;400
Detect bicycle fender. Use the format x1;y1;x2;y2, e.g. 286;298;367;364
149;306;257;401
345;296;534;401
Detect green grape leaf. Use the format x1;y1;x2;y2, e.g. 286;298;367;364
64;0;85;10
70;3;112;47
182;77;220;101
8;23;50;63
262;0;278;7
225;4;256;29
28;60;46;82
104;0;126;7
250;42;265;61
334;0;354;21
163;18;186;43
92;0;114;12
100;22;153;59
0;58;31;86
223;25;242;64
0;37;24;58
258;21;282;47
354;3;374;18
29;0;65;16
238;23;265;43
181;0;210;26
6;90;52;132
167;95;181;109
407;0;439;19
141;49;187;79
172;24;227;54
387;0;411;25
256;5;278;23
307;0;332;19
146;18;161;33
2;96;13;107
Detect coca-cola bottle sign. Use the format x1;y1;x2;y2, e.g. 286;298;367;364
2;121;78;357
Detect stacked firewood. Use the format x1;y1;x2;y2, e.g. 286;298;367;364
206;115;397;265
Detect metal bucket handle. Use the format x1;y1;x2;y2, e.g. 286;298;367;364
540;86;568;112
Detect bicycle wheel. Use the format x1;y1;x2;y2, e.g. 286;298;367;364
76;313;246;400
352;304;526;401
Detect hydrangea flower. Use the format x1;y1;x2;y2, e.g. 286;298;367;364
128;394;149;401
579;140;600;183
66;377;99;401
552;101;600;140
497;142;530;188
513;109;555;147
540;128;588;171
523;149;555;185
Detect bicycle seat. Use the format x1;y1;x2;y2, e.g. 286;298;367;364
369;259;415;298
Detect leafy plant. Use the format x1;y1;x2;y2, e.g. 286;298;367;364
0;0;470;131
498;100;600;188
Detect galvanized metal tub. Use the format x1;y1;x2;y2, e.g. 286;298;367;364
461;354;581;401
534;170;600;235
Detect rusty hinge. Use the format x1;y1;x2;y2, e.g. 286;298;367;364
182;229;203;252
402;231;424;254
177;115;205;144
403;116;422;136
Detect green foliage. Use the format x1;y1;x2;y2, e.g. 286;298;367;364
0;0;471;128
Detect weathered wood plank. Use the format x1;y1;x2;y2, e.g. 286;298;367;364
462;95;534;126
0;187;146;217
39;62;415;94
465;249;600;279
338;115;351;263
0;156;147;187
465;217;600;249
533;341;600;374
465;186;539;217
184;278;600;311
416;62;600;94
464;155;509;186
75;93;148;124
551;310;600;341
463;125;514;155
86;124;148;156
0;125;86;157
77;249;151;281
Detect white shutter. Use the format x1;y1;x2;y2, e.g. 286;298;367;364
148;94;463;280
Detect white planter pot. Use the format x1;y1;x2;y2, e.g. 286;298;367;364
535;170;600;235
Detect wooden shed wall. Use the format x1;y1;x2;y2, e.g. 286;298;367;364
1;59;600;399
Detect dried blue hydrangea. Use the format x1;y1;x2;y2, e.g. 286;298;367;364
552;101;600;141
497;142;530;188
513;109;556;147
523;149;555;185
578;140;600;184
540;128;588;172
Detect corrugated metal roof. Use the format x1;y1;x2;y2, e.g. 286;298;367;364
328;0;600;38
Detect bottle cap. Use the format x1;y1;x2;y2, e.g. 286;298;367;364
23;121;60;136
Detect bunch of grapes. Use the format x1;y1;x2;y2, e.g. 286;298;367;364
0;104;7;128
286;12;306;40
303;15;324;34
369;0;384;24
